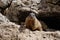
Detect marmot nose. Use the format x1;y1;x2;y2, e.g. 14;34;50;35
29;13;36;18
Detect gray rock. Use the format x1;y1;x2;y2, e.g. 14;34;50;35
0;22;20;40
0;13;10;23
0;0;12;8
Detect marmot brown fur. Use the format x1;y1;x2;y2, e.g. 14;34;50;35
25;13;43;31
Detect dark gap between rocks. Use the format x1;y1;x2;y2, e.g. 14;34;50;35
38;16;60;30
18;11;32;25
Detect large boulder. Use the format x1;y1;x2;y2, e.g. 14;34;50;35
4;0;31;24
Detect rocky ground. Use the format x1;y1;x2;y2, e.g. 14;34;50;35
0;0;60;40
0;21;60;40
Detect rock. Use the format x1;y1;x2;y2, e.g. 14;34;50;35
18;28;60;40
0;22;20;40
0;0;12;8
0;20;59;40
3;0;60;20
4;0;30;24
0;0;12;13
0;13;10;23
3;0;41;24
38;0;60;17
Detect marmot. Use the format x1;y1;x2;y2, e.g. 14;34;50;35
25;13;43;31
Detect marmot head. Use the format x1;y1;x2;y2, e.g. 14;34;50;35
29;13;36;19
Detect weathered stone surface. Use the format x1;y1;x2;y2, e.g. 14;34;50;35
0;0;12;12
18;29;60;40
0;0;12;8
4;0;30;24
0;22;20;40
0;13;10;23
0;22;60;40
37;0;60;17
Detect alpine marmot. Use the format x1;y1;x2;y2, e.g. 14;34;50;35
25;13;43;31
